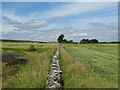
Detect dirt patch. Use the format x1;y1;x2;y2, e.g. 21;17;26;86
2;53;21;63
2;53;29;66
2;53;29;78
25;52;35;54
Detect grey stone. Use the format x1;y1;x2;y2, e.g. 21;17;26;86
46;45;63;88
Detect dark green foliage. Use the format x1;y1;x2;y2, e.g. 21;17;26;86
80;39;90;43
80;39;99;43
73;42;78;44
57;34;65;43
57;34;99;44
27;45;36;51
90;39;99;43
68;40;73;43
57;34;74;43
63;39;68;43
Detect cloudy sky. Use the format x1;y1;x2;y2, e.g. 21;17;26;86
2;2;118;42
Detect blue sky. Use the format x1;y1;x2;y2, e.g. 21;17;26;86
2;2;118;42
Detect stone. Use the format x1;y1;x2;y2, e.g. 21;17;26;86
46;46;63;88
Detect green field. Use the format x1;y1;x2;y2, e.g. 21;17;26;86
60;44;118;88
2;42;57;88
2;42;57;49
2;42;118;88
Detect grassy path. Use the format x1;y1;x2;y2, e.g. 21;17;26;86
60;47;90;88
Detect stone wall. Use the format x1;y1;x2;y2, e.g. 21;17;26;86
46;45;63;88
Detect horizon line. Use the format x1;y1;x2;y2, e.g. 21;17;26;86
1;39;119;43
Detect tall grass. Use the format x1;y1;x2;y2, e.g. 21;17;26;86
60;44;118;88
2;46;56;88
60;47;90;88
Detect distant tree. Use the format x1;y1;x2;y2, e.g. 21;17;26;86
90;39;99;43
63;39;68;43
80;39;90;43
57;34;64;43
73;42;78;44
80;39;99;43
68;40;73;43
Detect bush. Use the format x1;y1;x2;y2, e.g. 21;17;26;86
27;45;36;52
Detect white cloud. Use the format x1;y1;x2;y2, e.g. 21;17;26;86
13;20;48;31
2;24;15;33
71;33;87;36
3;11;25;23
2;20;48;33
69;16;118;30
3;2;116;23
2;10;42;23
74;15;118;24
49;35;58;38
27;21;47;26
40;2;116;19
40;23;62;30
2;2;117;26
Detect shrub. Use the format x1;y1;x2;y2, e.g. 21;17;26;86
27;45;36;52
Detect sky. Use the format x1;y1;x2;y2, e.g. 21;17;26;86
2;2;118;42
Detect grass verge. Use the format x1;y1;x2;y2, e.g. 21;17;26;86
2;48;56;88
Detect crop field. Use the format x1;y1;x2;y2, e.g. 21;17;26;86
60;44;118;88
2;42;118;88
2;42;57;49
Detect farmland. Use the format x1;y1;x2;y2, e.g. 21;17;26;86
2;42;57;88
60;44;118;88
1;42;118;88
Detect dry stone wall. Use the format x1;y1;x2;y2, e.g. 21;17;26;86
46;45;63;88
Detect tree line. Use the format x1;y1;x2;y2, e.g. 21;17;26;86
57;34;99;44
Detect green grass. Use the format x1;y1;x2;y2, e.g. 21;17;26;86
2;42;57;88
60;43;118;88
2;42;118;88
2;42;57;49
2;63;12;74
60;47;91;88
